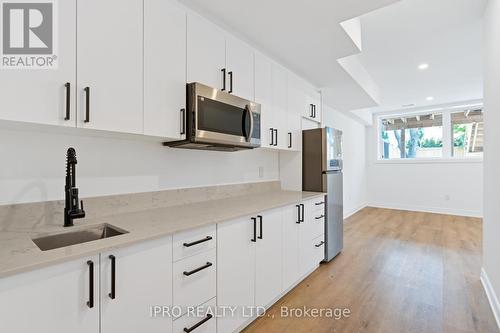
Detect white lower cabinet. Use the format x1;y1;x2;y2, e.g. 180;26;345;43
282;205;301;289
255;208;283;308
0;256;100;333
100;236;173;333
217;216;256;333
173;298;217;333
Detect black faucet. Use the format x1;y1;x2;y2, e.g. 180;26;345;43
64;147;85;227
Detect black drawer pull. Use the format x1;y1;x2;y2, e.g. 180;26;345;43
315;215;325;220
183;314;213;333
251;217;257;242
84;87;90;123
108;255;116;300
86;260;94;308
257;215;263;239
183;262;213;276
64;82;71;120
315;241;325;248
183;236;212;247
315;202;325;206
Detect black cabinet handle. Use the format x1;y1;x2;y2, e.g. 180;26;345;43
274;129;278;146
183;314;213;333
300;204;305;222
228;71;233;93
86;260;94;308
221;68;226;91
183;262;213;276
315;241;325;248
180;108;186;135
296;205;301;224
315;202;324;206
183;236;212;247
108;255;116;300
251;217;257;242
84;87;90;123
288;132;292;148
64;82;71;120
257;215;263;239
315;215;325;220
269;128;274;146
310;104;314;117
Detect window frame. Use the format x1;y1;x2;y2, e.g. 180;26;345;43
375;106;483;163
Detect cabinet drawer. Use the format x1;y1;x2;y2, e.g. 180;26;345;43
312;234;325;264
311;213;325;238
173;225;216;262
173;249;216;314
173;298;216;333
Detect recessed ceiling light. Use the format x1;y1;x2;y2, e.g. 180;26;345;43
426;96;434;101
418;63;429;70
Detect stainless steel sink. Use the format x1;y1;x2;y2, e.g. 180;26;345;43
31;224;128;251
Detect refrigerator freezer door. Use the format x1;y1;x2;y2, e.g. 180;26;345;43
325;127;343;172
325;171;343;261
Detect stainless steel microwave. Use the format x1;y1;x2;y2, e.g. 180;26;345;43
164;82;261;151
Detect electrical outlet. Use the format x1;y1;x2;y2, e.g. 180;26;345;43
258;166;264;178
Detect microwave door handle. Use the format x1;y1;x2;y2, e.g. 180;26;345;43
246;105;254;142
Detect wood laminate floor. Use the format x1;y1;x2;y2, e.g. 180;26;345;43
243;207;499;333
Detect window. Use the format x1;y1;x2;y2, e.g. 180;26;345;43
452;109;484;158
378;107;483;160
380;113;443;159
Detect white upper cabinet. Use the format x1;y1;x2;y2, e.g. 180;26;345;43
187;12;226;90
144;0;187;139
255;52;275;149
77;0;143;134
0;0;76;127
271;63;288;150
100;237;173;333
225;36;254;101
0;256;99;333
304;85;322;123
287;73;306;151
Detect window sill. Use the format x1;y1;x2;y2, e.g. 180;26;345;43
374;157;483;165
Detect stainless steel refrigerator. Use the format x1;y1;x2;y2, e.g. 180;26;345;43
302;127;343;262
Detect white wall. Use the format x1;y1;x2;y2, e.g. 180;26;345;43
366;125;483;217
0;125;279;205
482;0;500;326
322;105;368;218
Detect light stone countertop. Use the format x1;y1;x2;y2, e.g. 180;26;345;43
0;190;325;278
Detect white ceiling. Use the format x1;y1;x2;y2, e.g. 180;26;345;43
355;0;486;116
180;0;400;112
180;0;486;123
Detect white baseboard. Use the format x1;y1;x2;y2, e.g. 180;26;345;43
368;202;482;218
343;203;368;220
481;268;500;331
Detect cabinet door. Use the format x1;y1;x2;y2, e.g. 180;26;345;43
255;53;275;149
217;216;256;333
77;0;143;134
144;0;186;139
255;208;282;308
282;205;300;290
225;36;254;101
287;74;306;151
101;236;173;333
187;12;225;90
271;63;288;149
309;90;322;123
0;0;76;127
299;201;317;276
0;256;99;333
